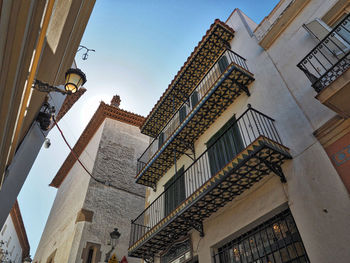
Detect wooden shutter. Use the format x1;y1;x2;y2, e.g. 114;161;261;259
179;105;187;123
218;55;229;74
158;132;164;150
164;166;185;217
206;115;244;175
191;91;199;108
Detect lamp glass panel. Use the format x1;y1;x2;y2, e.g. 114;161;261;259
65;83;77;93
66;73;82;87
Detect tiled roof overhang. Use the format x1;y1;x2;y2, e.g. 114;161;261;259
50;102;145;188
10;200;30;259
55;87;87;122
140;19;235;137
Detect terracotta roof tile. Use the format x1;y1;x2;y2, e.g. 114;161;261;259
140;19;235;133
10;200;30;259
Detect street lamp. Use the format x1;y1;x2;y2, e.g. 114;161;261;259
23;256;32;263
33;68;87;95
105;228;121;262
110;228;121;247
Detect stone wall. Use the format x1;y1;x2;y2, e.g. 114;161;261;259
0;214;23;263
33;122;105;263
72;118;149;263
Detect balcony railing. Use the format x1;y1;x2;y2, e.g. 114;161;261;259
137;49;249;174
297;14;350;92
129;107;289;252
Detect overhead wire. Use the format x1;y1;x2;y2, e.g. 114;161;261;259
52;117;144;198
48;93;131;188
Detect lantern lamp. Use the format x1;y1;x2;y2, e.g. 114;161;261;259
33;68;87;95
110;228;121;247
64;68;87;93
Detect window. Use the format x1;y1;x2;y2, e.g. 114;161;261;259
179;105;187;123
6;236;11;247
213;209;310;263
81;242;101;263
207;115;244;176
158;132;164;149
218;55;229;74
86;248;94;263
164;166;185;217
46;249;56;263
190;91;199;108
10;245;15;256
1;224;7;235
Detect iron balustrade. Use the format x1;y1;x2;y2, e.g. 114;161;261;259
137;49;249;175
297;14;350;92
130;107;284;248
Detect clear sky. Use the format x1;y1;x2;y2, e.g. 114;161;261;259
18;0;280;256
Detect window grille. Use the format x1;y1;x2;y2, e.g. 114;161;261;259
213;209;309;263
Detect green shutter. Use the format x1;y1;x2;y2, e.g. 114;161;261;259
179;105;187;123
164;166;185;217
158;132;164;149
206;115;244;175
218;55;229;74
191;91;199;108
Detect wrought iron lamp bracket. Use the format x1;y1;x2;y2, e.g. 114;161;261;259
33;79;72;95
258;157;287;183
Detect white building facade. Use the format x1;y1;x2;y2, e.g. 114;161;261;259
128;1;350;263
34;96;149;263
0;201;30;263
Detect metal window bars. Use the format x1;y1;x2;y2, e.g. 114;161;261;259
213;209;310;263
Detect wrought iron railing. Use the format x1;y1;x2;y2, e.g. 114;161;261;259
297;14;350;92
130;107;284;248
137;49;249;175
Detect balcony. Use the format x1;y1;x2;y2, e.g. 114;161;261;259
136;49;254;188
141;20;236;138
297;14;350;117
129;107;291;260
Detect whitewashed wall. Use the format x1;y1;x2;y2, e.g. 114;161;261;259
33;122;105;263
0;214;23;263
150;2;350;263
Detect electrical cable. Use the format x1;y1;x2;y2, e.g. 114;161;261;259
53;117;144;198
48;93;131;188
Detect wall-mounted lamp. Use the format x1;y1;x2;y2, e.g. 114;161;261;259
105;228;121;262
110;228;121;247
33;68;87;95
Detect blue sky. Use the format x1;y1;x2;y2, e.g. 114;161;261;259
18;0;279;255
